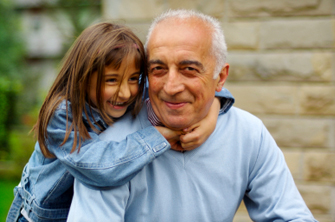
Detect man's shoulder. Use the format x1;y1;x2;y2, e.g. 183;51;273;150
217;106;266;140
223;106;263;125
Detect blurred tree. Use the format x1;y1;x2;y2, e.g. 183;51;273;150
0;0;101;174
56;0;101;34
47;0;101;53
0;0;25;158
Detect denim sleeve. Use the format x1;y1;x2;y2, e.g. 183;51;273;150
47;108;170;188
244;125;317;221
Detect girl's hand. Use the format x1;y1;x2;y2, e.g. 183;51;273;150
155;126;185;152
180;97;220;151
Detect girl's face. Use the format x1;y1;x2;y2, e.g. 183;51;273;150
89;58;140;118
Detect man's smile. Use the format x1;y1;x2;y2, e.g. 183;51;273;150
164;101;187;109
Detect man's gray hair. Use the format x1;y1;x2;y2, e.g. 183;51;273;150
144;9;227;79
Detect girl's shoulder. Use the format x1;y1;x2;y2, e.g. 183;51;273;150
48;100;72;127
56;99;71;111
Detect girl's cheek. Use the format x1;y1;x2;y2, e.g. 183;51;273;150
131;85;139;96
104;86;117;99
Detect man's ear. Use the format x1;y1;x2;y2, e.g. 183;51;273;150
215;63;229;92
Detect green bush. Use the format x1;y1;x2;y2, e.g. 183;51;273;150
0;0;25;156
0;179;20;221
0;79;21;154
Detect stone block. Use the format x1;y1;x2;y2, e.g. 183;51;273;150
226;84;297;115
126;23;151;43
303;152;335;182
261;118;331;148
102;0;167;20
297;184;332;214
227;0;333;17
223;22;259;50
260;19;334;49
234;201;252;222
299;86;335;116
167;0;226;17
313;214;335;222
227;52;332;81
282;150;302;179
233;212;252;222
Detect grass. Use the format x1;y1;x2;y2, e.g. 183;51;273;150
0;179;19;221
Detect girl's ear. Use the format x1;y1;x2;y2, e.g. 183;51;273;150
215;63;229;92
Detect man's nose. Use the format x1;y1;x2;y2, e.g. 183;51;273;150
163;69;185;95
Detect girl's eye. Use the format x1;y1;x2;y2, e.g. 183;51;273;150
106;78;117;83
129;76;139;83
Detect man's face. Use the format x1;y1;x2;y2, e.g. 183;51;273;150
147;18;228;130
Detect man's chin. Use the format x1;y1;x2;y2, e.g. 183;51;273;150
161;119;192;130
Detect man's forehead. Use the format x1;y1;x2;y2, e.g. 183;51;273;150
148;17;211;48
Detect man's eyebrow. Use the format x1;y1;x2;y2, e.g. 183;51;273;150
148;59;165;65
179;60;204;70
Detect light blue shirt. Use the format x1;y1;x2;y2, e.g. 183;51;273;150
68;104;316;222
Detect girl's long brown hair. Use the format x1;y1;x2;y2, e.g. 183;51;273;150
33;22;147;158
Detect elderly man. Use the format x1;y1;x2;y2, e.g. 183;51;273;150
68;10;316;221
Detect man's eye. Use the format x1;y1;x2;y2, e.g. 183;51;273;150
150;66;165;75
185;67;197;71
182;67;199;76
151;66;162;71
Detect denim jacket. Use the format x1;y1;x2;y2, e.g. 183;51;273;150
6;100;170;222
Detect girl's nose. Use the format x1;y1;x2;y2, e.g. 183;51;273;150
118;83;131;100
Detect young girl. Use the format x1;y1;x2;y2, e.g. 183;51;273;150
6;22;221;222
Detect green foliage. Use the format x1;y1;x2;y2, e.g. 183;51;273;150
0;1;24;78
0;0;101;178
0;0;25;154
0;127;35;180
0;179;20;221
47;0;101;53
9;127;36;175
55;0;101;35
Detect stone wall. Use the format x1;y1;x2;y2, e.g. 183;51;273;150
103;0;335;221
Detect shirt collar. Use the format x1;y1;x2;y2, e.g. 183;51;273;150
145;98;164;126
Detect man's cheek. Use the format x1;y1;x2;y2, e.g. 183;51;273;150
149;77;161;89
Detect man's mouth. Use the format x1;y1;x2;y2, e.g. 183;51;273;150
164;101;187;109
